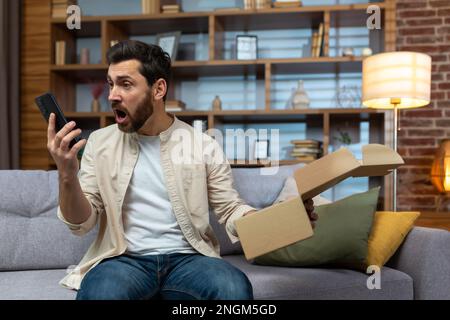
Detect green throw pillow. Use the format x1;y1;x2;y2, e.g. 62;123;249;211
254;187;380;270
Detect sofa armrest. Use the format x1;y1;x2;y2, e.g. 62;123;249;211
386;226;450;300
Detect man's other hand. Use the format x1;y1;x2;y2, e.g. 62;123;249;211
243;210;257;217
303;198;318;229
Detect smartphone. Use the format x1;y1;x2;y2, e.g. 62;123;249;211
35;92;81;148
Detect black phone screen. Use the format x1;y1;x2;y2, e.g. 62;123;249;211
35;92;81;148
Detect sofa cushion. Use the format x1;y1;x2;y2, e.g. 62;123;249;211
0;257;413;300
231;164;304;209
0;269;76;300
224;255;413;300
273;176;332;206
0;170;96;271
367;211;420;268
253;188;379;269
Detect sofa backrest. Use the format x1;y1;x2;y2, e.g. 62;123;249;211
0;170;96;271
0;165;300;270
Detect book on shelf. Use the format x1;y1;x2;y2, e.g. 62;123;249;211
290;155;317;163
52;0;77;6
162;4;181;13
310;23;324;57
52;0;77;3
243;0;256;10
55;40;66;65
316;23;324;57
214;7;242;12
166;107;185;112
290;152;318;158
311;22;323;58
141;0;160;14
52;8;67;18
165;100;186;112
273;1;302;8
290;139;322;146
162;4;180;9
290;139;323;162
52;0;77;18
255;0;270;9
292;147;321;154
310;32;318;58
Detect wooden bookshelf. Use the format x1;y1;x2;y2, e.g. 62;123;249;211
415;211;450;232
21;0;396;208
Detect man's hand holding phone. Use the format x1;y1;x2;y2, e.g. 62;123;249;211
47;113;87;181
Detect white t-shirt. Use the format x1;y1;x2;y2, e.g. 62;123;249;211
122;134;196;255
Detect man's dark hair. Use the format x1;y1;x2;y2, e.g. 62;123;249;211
106;40;171;101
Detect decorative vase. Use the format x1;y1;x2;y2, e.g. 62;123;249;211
80;48;90;64
291;80;310;109
91;98;101;112
342;47;354;57
212;95;222;111
336;85;361;108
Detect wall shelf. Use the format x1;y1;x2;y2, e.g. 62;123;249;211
32;0;396;208
50;3;387;24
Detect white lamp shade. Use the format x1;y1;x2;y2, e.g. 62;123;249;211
362;51;432;109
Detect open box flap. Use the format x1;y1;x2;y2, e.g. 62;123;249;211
294;144;404;199
352;144;404;177
293;148;361;200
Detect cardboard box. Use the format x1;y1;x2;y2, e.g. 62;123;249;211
235;196;313;260
235;144;404;260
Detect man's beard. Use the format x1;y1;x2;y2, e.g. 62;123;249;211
114;92;153;133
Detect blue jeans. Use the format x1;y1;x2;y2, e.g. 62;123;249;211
76;253;254;300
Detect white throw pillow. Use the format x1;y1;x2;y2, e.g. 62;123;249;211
274;176;331;206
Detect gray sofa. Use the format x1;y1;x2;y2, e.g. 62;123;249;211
1;166;449;300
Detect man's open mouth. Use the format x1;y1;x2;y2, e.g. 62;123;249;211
113;108;129;124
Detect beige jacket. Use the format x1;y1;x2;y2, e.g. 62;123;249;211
57;115;256;290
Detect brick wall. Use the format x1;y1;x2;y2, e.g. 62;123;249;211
396;0;450;211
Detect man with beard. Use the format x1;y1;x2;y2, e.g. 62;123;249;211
47;40;317;300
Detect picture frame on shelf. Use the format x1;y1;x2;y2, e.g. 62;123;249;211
254;139;270;160
156;31;181;61
236;35;258;60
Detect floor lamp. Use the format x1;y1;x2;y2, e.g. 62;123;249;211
362;51;432;211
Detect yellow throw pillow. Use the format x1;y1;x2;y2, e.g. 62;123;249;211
366;211;420;268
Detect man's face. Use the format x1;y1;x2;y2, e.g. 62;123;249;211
107;59;153;133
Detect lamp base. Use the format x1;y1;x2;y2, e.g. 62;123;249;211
392;104;399;212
